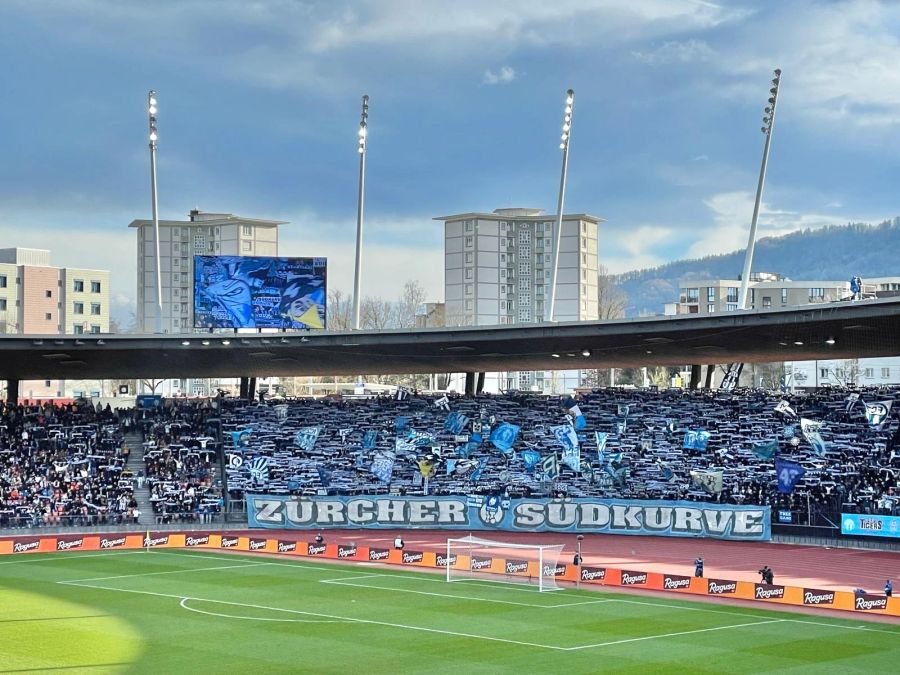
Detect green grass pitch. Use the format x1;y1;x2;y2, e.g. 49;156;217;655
1;549;898;674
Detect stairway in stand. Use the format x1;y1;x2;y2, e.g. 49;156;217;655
123;431;155;526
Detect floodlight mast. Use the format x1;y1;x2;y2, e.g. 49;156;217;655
738;69;782;310
547;89;574;322
352;94;369;330
148;90;163;333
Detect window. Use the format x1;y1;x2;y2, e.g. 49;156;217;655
726;303;738;311
45;290;52;298
863;368;874;378
544;254;551;263
174;258;180;266
726;287;739;303
809;288;824;300
73;280;84;292
707;304;715;313
686;288;699;302
465;236;473;247
89;281;100;293
882;368;891;378
781;288;788;304
173;273;180;282
582;237;587;249
0;275;6;288
0;299;6;311
90;325;101;334
820;368;829;379
500;270;506;279
464;220;474;232
173;288;180;297
465;300;473;311
73;325;84;335
762;296;772;308
465;252;473;263
500;222;507;231
242;225;253;236
465;268;473;280
74;302;84;314
706;287;715;302
500;285;506;295
749;289;755;305
173;228;179;236
242;241;252;252
500;238;506;247
500;254;506;263
581;253;587;265
45;313;52;320
465;284;473;295
91;303;101;315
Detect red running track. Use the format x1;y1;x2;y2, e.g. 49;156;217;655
241;529;900;594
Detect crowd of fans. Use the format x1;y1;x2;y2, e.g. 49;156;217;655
2;385;898;531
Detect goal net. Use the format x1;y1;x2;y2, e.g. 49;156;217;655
445;535;566;592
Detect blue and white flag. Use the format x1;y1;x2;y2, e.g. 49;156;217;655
445;458;457;475
521;449;541;471
231;428;252;449
774;400;796;418
800;418;827;456
563;399;587;431
775;458;806;493
395;386;410;401
274;404;288;421
551;424;579;453
752;439;779;461
371;451;395;483
690;469;722;494
470;457;489;481
316;465;332;487
864;400;893;429
394;416;409;433
434;395;451;412
407;429;434;447
605;452;626;486
444;412;470;435
247;456;269;484
595;432;609;463
561;443;581;473
541;453;559;481
617;404;630;417
395;437;418;455
294;427;320;452
683;429;710;451
362;430;378;450
489;422;520;453
615;421;627;435
656;459;675;481
845;393;860;413
226;453;243;469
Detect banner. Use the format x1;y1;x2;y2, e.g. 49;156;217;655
246;495;771;540
841;513;900;539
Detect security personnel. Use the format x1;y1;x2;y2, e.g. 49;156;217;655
886;579;893;597
694;557;704;578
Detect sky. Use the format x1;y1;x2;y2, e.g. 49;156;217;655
1;0;899;324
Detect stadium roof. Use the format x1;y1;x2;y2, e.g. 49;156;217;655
1;299;898;380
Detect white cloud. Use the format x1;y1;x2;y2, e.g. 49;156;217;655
482;66;517;86
602;224;673;272
686;190;849;258
632;39;715;65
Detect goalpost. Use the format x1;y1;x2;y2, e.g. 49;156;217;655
445;535;566;592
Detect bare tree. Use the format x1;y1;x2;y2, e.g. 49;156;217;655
140;379;164;394
326;288;353;331
395;280;427;329
598;265;627;320
360;297;395;330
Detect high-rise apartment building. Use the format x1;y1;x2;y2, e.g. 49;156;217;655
435;208;602;393
129;210;284;334
0;248;110;399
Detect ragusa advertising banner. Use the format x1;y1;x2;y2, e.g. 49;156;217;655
247;495;771;541
841;513;900;539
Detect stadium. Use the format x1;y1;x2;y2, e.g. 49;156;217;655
3;3;900;673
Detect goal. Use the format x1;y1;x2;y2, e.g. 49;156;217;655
445;535;566;592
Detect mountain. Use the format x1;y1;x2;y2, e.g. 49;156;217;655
612;218;900;317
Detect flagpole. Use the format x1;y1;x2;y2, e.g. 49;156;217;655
737;69;782;310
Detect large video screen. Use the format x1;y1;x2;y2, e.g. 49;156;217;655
193;256;327;329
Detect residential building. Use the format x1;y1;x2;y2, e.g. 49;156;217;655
434;207;603;393
414;302;445;329
0;248;110;399
128;209;285;396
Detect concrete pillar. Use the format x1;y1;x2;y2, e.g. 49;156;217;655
689;364;702;390
464;372;476;397
6;379;19;404
476;372;485;395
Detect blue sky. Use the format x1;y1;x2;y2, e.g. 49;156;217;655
1;0;899;322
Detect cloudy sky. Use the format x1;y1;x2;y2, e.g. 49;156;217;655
1;0;899;322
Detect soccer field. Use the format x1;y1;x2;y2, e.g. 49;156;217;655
1;549;898;674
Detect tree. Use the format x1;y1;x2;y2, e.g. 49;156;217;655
598;265;627;320
140;379;164;394
326;288;353;331
360;297;395;330
395;280;426;329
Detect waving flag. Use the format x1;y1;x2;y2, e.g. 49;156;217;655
690;469;723;494
845;392;860;413
683;430;710;451
605;452;627;486
247;456;270;484
656;459;675;481
563;398;587;430
417;459;436;479
371;451;395;483
490;422;520;454
617;404;630;417
541;453;560;481
800;418;827;456
395;437;418;456
444;412;470;435
774;400;796;418
407;430;434;447
362;430;378;450
864;400;893;429
470;457;489;481
394;416;409;433
434;395;450;411
521;449;541;471
294;427;320;452
231;428;252;449
775;458;806;493
274;404;288;421
316;465;332;487
595;431;609;463
395;387;410;401
752;439;779;461
561;443;581;472
551;424;579;453
445;458;457;475
226;453;243;469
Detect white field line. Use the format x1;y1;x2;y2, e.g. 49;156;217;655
315;573;386;583
0;550;148;566
320;577;612;609
58;582;567;651
59;562;267;584
562;619;787;651
179;598;347;623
